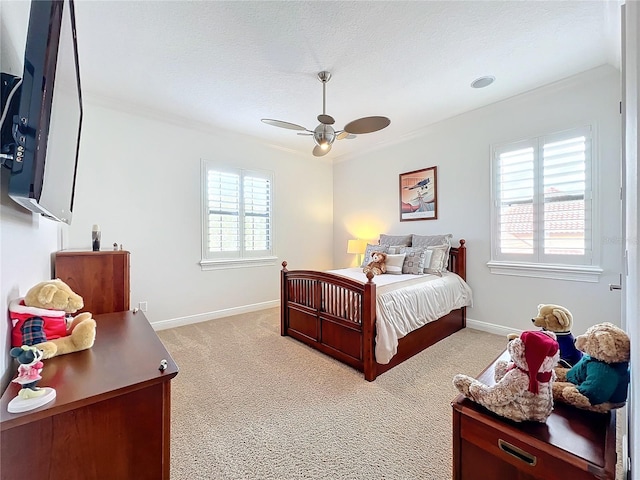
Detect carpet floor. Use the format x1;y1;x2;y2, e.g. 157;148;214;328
158;307;511;479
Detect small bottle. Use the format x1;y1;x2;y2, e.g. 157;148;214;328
92;224;101;251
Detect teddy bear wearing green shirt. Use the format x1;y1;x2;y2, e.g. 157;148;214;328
553;322;630;413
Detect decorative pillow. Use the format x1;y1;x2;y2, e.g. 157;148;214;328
379;234;412;247
424;244;449;276
386;245;407;255
384;253;406;275
411;233;452;248
412;234;453;266
399;247;428;275
361;244;389;268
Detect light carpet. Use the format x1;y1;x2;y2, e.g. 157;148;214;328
158;307;513;479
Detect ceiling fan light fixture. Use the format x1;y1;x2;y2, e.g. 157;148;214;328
313;124;336;148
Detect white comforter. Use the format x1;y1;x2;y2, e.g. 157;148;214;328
327;268;473;364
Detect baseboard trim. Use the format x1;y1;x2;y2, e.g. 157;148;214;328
151;300;280;331
466;317;521;338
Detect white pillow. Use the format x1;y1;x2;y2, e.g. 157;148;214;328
424;244;449;276
412;234;452;267
385;253;406;274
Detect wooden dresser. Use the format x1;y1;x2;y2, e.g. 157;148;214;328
54;250;130;314
0;310;178;480
452;351;616;480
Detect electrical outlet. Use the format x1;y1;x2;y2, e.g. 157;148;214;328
139;301;148;312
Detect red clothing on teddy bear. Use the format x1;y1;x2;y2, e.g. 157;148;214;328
9;299;68;347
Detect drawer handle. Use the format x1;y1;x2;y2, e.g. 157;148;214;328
498;439;537;466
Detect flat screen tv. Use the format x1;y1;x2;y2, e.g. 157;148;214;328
5;0;82;225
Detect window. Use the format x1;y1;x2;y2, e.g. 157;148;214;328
200;161;275;269
488;126;602;281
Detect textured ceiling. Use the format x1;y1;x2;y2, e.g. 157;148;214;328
32;1;626;160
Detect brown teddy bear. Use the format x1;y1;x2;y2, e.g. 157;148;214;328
453;330;559;423
553;322;630;413
531;304;582;367
363;251;387;275
9;279;97;359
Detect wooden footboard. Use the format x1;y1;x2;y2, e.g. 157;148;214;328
281;240;467;381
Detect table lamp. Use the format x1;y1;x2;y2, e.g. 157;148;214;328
347;239;367;266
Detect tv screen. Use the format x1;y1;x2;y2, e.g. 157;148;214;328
8;0;82;225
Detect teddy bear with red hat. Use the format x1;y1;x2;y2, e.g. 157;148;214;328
453;330;560;423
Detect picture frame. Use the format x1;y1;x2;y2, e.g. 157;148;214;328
399;166;438;221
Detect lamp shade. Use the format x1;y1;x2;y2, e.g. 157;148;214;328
347;239;367;254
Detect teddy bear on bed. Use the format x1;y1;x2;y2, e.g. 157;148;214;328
531;304;582;367
553;322;630;413
363;251;387;276
453;330;560;423
9;279;96;359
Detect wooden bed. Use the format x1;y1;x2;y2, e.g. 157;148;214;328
280;239;467;381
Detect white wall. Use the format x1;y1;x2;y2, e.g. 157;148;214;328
334;65;622;337
1;1;333;380
64;101;334;327
0;0;63;386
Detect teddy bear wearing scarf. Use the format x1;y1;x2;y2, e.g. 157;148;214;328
453;330;560;423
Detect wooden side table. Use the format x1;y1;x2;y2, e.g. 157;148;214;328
451;351;616;480
54;250;130;315
1;310;178;480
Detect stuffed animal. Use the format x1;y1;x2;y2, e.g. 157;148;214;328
453;330;560;423
363;251;387;276
553;322;630;413
9;279;97;359
532;304;582;367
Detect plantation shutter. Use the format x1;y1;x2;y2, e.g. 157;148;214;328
496;143;536;259
203;164;273;261
541;131;591;263
243;174;272;253
493;126;591;265
207;170;240;255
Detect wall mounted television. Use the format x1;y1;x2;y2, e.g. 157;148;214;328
1;0;82;225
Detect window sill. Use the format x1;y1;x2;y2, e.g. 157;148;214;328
200;256;278;271
486;261;603;283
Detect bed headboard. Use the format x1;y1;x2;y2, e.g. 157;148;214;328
448;239;466;281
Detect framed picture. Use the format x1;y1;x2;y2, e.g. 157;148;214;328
399;166;438;221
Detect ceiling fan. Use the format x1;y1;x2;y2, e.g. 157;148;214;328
261;71;391;157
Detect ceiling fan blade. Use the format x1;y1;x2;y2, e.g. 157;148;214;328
312;144;332;157
344;116;391;135
297;132;313;136
336;131;357;140
318;114;335;125
261;119;307;131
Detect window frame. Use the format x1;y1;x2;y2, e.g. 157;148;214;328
200;160;276;271
488;125;602;282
